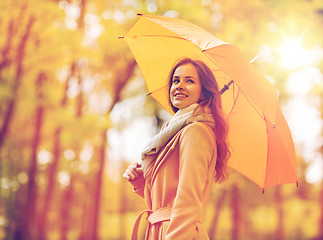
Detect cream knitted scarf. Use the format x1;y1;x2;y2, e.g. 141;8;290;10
141;103;214;178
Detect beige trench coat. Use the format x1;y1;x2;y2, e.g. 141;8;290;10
131;122;217;240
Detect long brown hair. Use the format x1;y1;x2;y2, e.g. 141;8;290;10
167;58;230;183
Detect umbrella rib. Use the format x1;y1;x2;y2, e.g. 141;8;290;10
202;51;265;120
124;35;188;41
240;90;265;120
125;34;224;70
125;34;221;69
227;86;264;121
147;85;167;96
227;88;240;118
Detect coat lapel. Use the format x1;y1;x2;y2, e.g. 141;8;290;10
150;128;185;186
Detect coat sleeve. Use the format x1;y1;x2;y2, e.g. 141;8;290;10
129;176;145;198
165;123;215;240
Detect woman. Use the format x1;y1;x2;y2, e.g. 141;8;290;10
123;58;230;240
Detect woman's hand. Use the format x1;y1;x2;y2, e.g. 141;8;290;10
123;162;143;181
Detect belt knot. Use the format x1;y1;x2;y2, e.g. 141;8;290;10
131;206;172;240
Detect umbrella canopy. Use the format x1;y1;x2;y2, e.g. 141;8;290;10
121;14;297;190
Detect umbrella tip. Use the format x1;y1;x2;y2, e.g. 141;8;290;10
250;55;258;63
118;36;124;39
262;188;265;194
137;13;142;16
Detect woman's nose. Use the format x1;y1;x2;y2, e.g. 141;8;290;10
177;80;185;89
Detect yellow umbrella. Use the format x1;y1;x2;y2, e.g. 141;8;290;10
121;14;298;190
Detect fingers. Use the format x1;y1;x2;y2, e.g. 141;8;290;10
126;169;136;180
130;162;141;169
123;172;130;181
128;167;140;178
123;162;143;181
136;167;143;174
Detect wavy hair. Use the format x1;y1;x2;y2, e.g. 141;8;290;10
167;58;230;183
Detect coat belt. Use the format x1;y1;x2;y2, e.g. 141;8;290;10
131;206;172;240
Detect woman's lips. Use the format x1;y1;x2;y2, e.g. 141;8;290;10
174;93;188;98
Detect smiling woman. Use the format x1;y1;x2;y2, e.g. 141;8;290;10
123;58;230;240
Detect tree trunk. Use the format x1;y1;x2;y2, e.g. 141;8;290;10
78;179;93;240
0;1;27;73
231;184;240;240
59;0;87;236
90;130;107;240
316;120;323;239
108;60;136;111
6;11;34;240
60;175;75;240
208;190;226;238
37;127;61;240
37;62;74;240
24;72;47;239
61;64;84;239
118;161;129;240
317;177;323;239
275;186;284;240
89;59;136;239
78;0;86;31
0;19;15;72
0;15;34;149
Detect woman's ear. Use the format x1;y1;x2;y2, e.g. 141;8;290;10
198;93;206;103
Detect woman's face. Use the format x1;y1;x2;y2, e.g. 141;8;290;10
170;63;202;110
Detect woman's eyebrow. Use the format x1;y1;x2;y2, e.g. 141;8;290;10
173;75;195;79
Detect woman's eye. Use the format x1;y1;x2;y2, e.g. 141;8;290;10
187;79;194;83
173;79;180;83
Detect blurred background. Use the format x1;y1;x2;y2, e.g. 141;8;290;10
0;0;323;239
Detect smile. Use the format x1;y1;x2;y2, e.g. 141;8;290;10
174;93;188;97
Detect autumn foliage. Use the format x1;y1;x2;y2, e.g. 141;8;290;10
0;0;322;240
